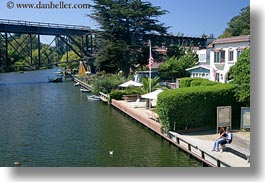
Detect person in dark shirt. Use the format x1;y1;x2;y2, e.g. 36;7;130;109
212;127;227;152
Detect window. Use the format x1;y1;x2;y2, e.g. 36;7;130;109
220;51;225;62
214;50;225;63
214;52;220;63
228;50;234;61
237;50;243;59
199;54;206;62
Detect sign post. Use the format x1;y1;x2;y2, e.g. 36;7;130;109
241;107;250;130
217;106;232;133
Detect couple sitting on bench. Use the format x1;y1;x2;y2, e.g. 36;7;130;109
212;127;233;152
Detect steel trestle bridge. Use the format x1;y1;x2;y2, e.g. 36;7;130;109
0;19;95;70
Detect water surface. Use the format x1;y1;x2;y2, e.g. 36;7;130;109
0;69;201;167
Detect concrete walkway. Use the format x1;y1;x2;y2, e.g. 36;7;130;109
112;99;250;167
170;131;250;167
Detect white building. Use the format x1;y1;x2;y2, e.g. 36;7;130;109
209;35;250;83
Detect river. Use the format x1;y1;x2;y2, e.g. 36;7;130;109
0;68;201;167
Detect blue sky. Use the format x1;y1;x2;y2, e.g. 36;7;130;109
0;0;249;38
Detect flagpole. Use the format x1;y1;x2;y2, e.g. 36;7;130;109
149;40;152;110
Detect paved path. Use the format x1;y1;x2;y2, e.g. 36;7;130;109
113;99;250;167
171;131;250;167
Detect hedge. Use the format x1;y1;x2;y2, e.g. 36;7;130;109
110;88;142;100
180;77;219;88
157;84;242;132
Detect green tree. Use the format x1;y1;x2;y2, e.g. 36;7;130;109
229;48;250;106
158;50;197;81
166;44;186;59
140;76;161;108
219;6;250;38
141;76;160;94
89;0;168;77
60;51;80;70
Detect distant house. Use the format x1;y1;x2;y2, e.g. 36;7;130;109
209;35;250;83
186;35;250;83
186;64;210;79
185;48;211;79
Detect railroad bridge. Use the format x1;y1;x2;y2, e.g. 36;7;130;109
0;19;210;71
0;19;95;71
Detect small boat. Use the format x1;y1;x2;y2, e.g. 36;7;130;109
74;82;80;87
48;76;63;83
87;95;101;101
80;88;90;92
54;69;63;76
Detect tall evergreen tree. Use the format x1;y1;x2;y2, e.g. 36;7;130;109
89;0;168;77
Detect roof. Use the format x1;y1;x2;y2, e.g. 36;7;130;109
185;64;210;71
210;35;250;46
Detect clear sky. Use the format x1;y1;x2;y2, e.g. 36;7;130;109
0;0;249;38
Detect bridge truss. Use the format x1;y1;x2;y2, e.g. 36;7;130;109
0;19;95;71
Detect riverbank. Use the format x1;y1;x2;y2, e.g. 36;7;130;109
111;99;250;167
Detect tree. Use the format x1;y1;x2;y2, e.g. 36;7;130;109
141;76;160;93
89;0;168;77
158;50;197;81
219;6;250;38
229;48;250;105
166;44;186;59
60;51;80;70
140;76;160;108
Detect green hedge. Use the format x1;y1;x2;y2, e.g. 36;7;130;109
180;77;219;88
157;84;242;132
179;77;194;88
110;88;142;100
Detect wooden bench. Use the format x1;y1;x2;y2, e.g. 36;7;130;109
122;94;140;102
222;143;250;163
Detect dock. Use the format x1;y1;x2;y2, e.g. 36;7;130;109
111;99;250;167
73;78;92;91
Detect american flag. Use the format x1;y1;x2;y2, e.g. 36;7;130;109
148;40;153;69
148;53;154;69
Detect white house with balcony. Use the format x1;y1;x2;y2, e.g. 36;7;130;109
210;35;250;83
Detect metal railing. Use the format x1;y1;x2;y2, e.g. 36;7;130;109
0;19;91;31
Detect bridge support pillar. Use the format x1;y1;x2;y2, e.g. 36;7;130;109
38;34;41;69
5;32;9;69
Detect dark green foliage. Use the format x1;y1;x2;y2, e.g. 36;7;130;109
158;50;197;81
89;0;168;76
91;74;126;94
157;84;242;132
110;88;142;100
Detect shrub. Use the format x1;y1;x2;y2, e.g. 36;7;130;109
91;74;126;94
157;84;242;132
179;77;194;88
110;88;142;100
180;77;219;88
